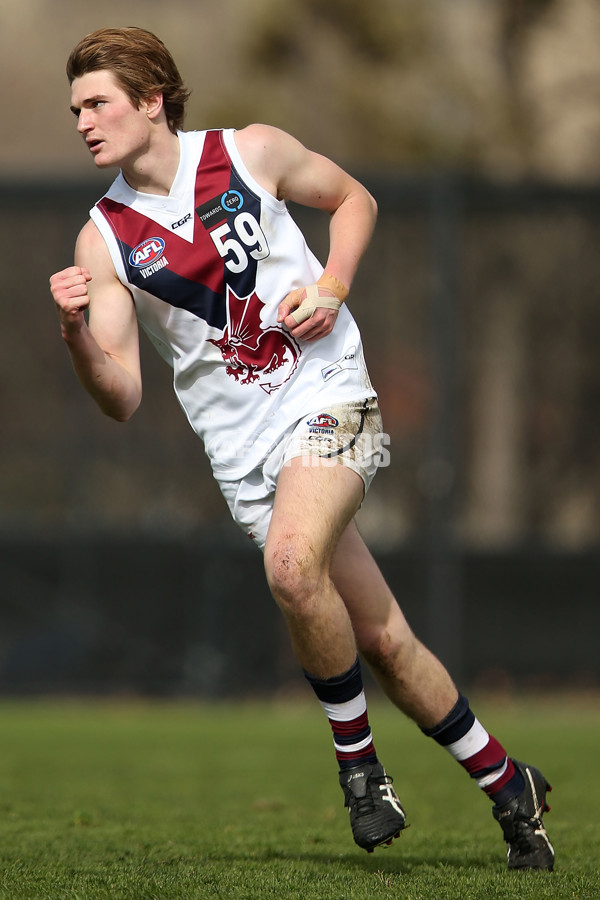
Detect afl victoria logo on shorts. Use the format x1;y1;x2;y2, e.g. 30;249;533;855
307;413;339;435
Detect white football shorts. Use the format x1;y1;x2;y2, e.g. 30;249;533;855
217;397;384;550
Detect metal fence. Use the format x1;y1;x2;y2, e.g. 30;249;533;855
1;173;599;694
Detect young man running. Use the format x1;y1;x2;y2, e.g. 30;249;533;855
50;27;554;869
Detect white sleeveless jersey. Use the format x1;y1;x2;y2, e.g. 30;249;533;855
90;129;375;479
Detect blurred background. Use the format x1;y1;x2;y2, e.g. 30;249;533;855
1;0;599;697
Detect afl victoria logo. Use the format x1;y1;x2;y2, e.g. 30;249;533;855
307;414;339;429
129;238;166;268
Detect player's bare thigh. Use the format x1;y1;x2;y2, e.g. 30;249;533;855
264;457;365;578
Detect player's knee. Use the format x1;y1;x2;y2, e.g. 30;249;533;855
264;535;324;615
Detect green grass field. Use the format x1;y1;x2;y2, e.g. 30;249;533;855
0;694;597;899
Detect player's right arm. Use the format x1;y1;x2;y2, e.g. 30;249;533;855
49;219;142;421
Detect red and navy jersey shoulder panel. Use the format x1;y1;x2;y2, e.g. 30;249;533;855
193;129;263;300
95;129;264;330
193;129;232;212
96;194;227;329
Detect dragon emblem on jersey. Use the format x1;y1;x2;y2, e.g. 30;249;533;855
209;287;300;394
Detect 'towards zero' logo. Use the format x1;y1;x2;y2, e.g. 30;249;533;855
209;287;300;394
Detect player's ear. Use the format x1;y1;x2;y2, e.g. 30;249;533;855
141;92;164;121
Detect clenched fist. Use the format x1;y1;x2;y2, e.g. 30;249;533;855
49;266;92;336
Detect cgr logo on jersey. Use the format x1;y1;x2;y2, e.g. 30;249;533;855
171;213;192;230
128;237;170;279
307;413;339;435
321;347;357;382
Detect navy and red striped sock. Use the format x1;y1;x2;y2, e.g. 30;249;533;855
305;657;378;771
422;693;524;805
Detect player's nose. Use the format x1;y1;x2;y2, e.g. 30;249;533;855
77;110;93;133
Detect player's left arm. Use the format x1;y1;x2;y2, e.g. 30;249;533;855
234;124;377;342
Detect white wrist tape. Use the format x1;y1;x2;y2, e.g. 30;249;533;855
289;283;342;325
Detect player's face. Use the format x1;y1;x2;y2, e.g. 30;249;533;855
70;70;155;170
